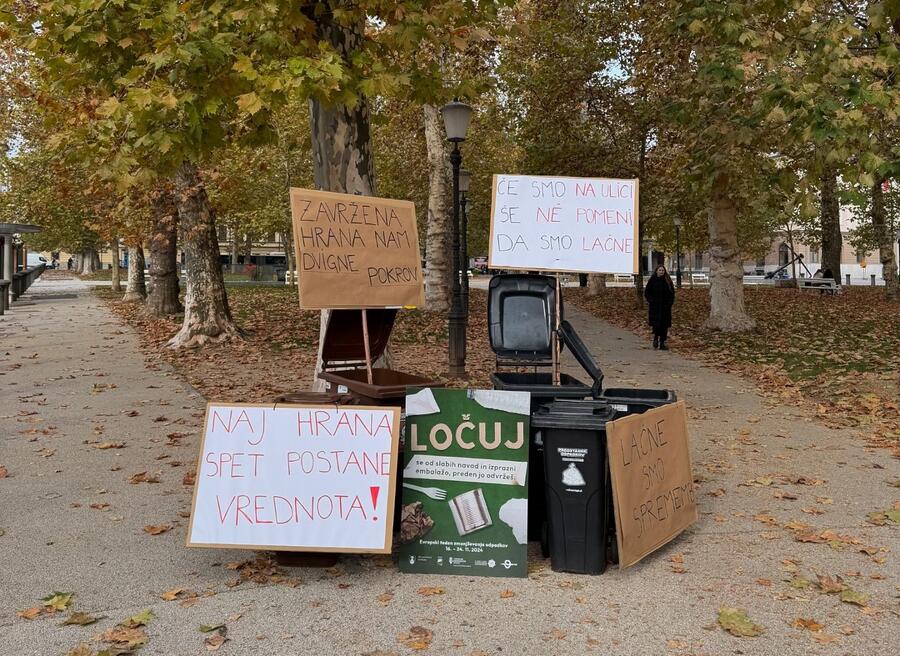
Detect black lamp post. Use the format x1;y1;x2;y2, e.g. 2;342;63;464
673;216;683;289
459;168;471;319
441;98;473;378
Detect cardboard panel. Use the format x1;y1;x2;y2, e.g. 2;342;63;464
290;187;425;309
606;401;697;568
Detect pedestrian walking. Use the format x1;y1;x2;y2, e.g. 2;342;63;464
645;265;675;350
66;257;73;270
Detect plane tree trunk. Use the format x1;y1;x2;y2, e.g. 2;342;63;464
167;161;241;348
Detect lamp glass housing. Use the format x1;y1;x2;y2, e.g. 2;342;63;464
459;169;471;193
441;99;473;142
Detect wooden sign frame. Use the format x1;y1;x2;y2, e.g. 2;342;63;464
186;402;401;554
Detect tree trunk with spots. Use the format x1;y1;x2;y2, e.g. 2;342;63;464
167;161;241;348
872;178;898;300
587;274;607;295
308;16;389;390
109;235;121;293
79;246;99;275
705;173;755;332
820;165;842;283
147;186;183;317
122;245;146;302
423;104;451;312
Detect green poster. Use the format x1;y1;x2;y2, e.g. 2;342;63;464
399;388;530;578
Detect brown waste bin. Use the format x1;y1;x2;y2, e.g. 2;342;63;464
317;308;443;407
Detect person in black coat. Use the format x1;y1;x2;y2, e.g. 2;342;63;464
645;265;675;350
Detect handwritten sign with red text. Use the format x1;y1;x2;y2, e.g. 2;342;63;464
488;174;639;274
187;403;400;553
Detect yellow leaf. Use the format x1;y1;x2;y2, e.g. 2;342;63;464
236;92;263;115
96;97;120;118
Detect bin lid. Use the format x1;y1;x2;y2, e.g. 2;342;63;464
558;320;604;398
320;309;397;364
530;399;617;430
487;274;563;360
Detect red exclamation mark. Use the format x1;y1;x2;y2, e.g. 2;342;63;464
370;486;380;522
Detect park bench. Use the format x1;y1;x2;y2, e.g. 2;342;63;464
613;273;633;284
742;275;773;286
691;272;709;285
797;277;838;294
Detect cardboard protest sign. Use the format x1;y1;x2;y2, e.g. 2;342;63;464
399;389;530;578
187;403;400;553
289;187;425;309
488;174;639;274
606;401;697;568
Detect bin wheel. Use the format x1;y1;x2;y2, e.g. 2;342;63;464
540;521;550;558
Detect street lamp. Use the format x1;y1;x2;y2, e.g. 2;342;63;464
441;98;473;378
459;168;471;320
673;217;683;289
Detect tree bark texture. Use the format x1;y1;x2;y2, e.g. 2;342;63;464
587;273;607;295
109;236;121;293
871;178;898;300
147;185;183;317
167;161;240;348
705;173;756;332
122;245;147;302
423;104;451;312
79;247;99;275
820;165;842;282
308;16;389;390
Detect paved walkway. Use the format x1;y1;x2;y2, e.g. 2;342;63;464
1;277;897;655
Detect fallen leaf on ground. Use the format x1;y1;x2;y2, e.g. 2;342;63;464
0;465;8;478
773;491;797;500
122;609;154;628
550;629;567;640
61;612;101;626
42;591;73;612
755;578;772;587
397;626;433;650
64;644;92;656
811;634;841;644
376;592;394;606
789;576;811;589
791;617;824;632
99;625;148;649
143;524;172;535
205;632;228;651
839;589;869;606
500;589;515;598
417;586;444;596
161;587;193;601
93;442;125;450
199;623;226;633
717;607;763;637
129;471;160;484
89;503;110;511
816;573;846;593
17;607;42;620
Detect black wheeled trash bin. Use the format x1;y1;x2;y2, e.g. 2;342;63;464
487;275;604;542
531;400;616;575
598;388;676;417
